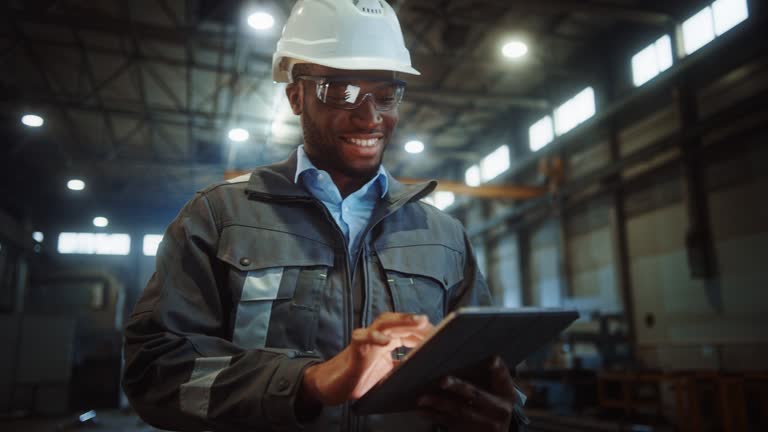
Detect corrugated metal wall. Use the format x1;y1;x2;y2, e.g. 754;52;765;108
460;52;768;372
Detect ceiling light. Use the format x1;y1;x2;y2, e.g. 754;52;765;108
93;217;109;228
404;140;424;154
247;12;275;30
67;179;86;191
32;231;44;243
228;128;250;142
21;114;44;127
502;41;528;59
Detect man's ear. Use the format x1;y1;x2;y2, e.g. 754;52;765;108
286;82;303;115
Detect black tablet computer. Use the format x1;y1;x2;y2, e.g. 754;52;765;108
352;307;579;415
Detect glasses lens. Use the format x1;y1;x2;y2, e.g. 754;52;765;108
325;82;362;105
321;80;404;110
372;84;404;110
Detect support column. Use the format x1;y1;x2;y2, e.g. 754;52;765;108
676;82;722;311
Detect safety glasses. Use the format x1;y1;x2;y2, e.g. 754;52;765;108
296;75;406;111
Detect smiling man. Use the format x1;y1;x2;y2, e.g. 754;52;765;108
122;1;527;431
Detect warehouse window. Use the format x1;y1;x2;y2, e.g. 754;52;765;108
480;145;510;182
554;87;595;136
422;191;456;211
143;234;163;256
57;233;131;255
632;35;673;87
682;7;716;55
712;0;749;35
465;165;481;187
529;116;555;151
682;0;749;55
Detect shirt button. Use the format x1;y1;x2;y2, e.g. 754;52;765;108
239;257;251;267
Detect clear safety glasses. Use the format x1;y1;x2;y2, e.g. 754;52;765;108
296;76;406;111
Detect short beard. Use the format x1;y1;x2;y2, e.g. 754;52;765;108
300;106;384;180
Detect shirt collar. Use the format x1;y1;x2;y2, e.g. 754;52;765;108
294;145;389;198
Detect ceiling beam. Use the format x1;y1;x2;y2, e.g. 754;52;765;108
402;178;548;199
72;28;120;157
407;88;549;110
20;93;273;129
472;0;674;26
7;10;77;165
8;8;578;78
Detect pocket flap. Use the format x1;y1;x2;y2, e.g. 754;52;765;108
376;245;462;289
217;226;335;271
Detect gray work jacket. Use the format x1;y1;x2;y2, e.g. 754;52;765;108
122;151;493;431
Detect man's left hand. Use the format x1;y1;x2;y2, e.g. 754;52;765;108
417;356;521;432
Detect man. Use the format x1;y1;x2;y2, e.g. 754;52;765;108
122;0;527;430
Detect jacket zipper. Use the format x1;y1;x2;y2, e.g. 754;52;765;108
248;191;430;432
309;200;355;432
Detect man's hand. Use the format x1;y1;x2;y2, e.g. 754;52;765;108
300;313;433;406
416;356;521;432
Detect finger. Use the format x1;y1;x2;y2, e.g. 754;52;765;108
351;328;390;346
489;356;517;399
379;326;432;341
399;334;428;348
439;376;514;421
371;313;430;331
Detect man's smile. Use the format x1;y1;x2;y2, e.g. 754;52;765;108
339;133;385;153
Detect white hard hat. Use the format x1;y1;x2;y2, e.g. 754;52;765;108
272;0;421;83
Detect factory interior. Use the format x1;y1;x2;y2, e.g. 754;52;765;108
1;0;766;430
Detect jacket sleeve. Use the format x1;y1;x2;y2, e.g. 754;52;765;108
122;192;321;432
446;221;493;310
445;221;530;431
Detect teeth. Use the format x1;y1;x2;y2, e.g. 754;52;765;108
345;137;379;147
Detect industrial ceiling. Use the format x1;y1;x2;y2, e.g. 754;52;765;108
0;0;712;225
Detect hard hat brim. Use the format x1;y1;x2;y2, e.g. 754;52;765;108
273;52;421;83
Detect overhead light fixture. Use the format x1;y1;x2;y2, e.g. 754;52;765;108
502;41;528;59
67;179;86;191
32;231;44;243
93;217;109;228
247;12;275;30
404;140;425;154
21;114;44;127
228;128;250;142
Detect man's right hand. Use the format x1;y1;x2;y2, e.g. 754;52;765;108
300;312;433;406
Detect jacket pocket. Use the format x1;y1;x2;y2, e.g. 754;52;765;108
375;244;463;325
217;226;334;351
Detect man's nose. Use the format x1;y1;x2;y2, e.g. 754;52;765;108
351;94;383;127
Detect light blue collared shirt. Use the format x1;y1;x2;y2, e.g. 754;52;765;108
295;145;389;259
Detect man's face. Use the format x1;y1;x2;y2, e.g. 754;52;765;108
286;64;400;181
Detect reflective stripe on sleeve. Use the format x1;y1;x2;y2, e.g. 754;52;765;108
516;387;527;406
180;356;232;418
233;267;284;348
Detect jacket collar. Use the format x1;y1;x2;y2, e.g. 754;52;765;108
245;149;437;205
